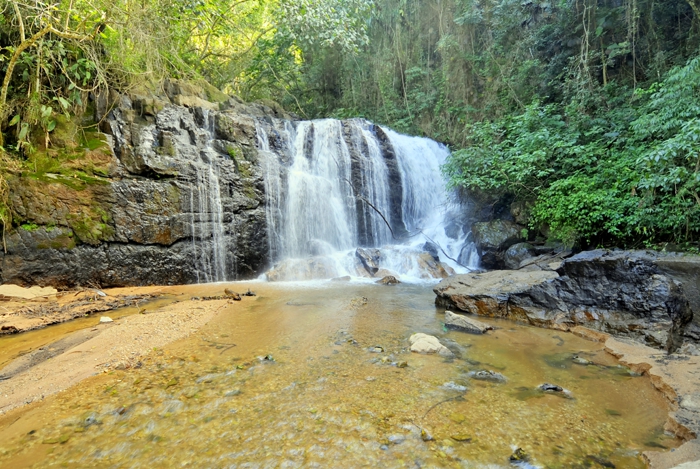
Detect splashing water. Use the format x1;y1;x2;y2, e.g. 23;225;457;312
256;118;478;282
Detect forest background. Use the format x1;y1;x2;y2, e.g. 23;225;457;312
1;0;700;250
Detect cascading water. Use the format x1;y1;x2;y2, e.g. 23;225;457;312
187;110;228;283
257;118;479;282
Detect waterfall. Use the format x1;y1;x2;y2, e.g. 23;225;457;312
188;110;228;283
257;118;478;281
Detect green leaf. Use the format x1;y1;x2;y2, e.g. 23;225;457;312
47;120;57;132
58;97;70;110
8;115;20;126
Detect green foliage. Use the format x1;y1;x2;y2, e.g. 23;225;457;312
445;55;700;247
20;222;39;232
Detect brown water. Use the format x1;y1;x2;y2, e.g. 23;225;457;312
0;282;676;468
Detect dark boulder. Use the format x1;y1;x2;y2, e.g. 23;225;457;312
504;242;536;269
472;220;526;269
434;249;698;352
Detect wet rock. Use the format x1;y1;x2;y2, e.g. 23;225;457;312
396;361;408;368
538;383;563;392
243;289;256;296
504;242;536;270
415;252;453;279
409;333;454;357
356;248;381;275
444;310;493;334
373;268;398;279
451;434;472;442
538;383;573;398
368;346;384;353
472;220;526;269
468;370;507;383
224;289;241;301
509;447;530;462
434;250;697;352
421;429;434;441
376;275;400;285
99;316;114;323
0;325;18;334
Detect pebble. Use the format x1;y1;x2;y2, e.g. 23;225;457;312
99;316;114;323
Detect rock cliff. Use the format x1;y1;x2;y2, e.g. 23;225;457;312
0;82;285;287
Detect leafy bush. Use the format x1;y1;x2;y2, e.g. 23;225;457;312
445;56;700;248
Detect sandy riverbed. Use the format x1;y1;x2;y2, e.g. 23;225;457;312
0;283;698;468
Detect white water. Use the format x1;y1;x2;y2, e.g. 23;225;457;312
188;110;228;283
257;118;479;282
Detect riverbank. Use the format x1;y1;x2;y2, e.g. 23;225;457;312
0;284;240;415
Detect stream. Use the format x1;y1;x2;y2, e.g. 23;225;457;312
0;281;675;468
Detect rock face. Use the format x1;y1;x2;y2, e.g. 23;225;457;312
471;219;525;269
434;250;697;352
1;82;275;287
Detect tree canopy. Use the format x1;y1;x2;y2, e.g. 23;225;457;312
2;0;700;249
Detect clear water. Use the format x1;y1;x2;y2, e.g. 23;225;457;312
0;283;675;468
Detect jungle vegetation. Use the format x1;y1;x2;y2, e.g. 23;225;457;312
2;0;700;249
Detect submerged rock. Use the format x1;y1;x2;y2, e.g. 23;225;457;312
468;370;507;383
442;382;468;392
538;383;573;398
444;310;493;334
572;355;592;365
99;316;113;323
509;447;529;462
408;333;454;357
